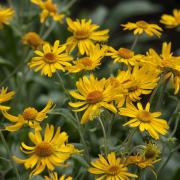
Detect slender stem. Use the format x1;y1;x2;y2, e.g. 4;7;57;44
61;0;77;12
157;144;180;174
0;131;21;180
42;22;56;39
131;36;139;50
169;101;180;125
74;113;90;161
98;117;108;156
0;156;10;162
170;117;180;137
7;0;14;8
56;72;71;100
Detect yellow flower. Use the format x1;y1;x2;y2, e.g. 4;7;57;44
114;66;159;102
69;74;119;124
13;124;79;177
22;32;45;49
160;9;180;28
44;172;72;180
31;0;64;23
0;87;15;111
107;46;144;66
0;6;14;29
66;44;106;73
126;142;161;169
119;102;169;140
88;152;138;180
66;18;109;55
2;100;53;131
147;42;180;94
121;20;163;37
28;40;73;77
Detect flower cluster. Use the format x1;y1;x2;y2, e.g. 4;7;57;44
0;1;180;179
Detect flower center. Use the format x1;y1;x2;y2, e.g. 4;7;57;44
87;90;103;104
22;107;38;121
81;57;92;66
136;20;148;29
108;165;120;175
74;30;89;40
137;111;152;122
145;149;157;159
175;14;180;24
44;1;57;13
44;53;56;63
118;48;134;59
35;142;53;157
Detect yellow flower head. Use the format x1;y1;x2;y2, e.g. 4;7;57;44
13;124;79;177
44;172;72;180
28;40;73;77
66;44;106;73
88;152;138;180
147;42;180;94
66;18;109;55
22;32;45;49
69;74;120;124
126;142;161;169
121;20;163;37
31;0;65;23
0;87;15;111
107;46;144;66
0;6;14;29
3;100;53;131
115;66;159;102
160;9;180;28
119;102;169;140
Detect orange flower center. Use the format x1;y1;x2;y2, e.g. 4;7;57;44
137;111;152;122
81;57;92;66
74;30;89;40
22;107;38;121
108;165;120;175
87;90;103;104
22;32;43;49
44;53;56;63
35;142;53;157
44;1;57;13
118;48;134;59
136;20;149;29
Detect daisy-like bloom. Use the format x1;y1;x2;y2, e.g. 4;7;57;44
0;6;14;29
44;172;72;180
0;87;15;111
31;0;64;23
121;20;163;37
113;66;159;102
22;32;45;49
2;100;53;131
119;102;169;140
146;42;180;94
160;9;180;28
28;40;73;77
126;142;161;169
106;46;144;66
69;74;120;124
66;44;106;73
66;18;109;55
88;152;138;180
13;124;79;177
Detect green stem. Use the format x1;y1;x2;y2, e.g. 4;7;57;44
61;0;77;12
168;101;180;125
74;113;90;161
98;117;108;156
0;131;21;180
56;72;71;100
157;144;180;174
131;36;139;50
